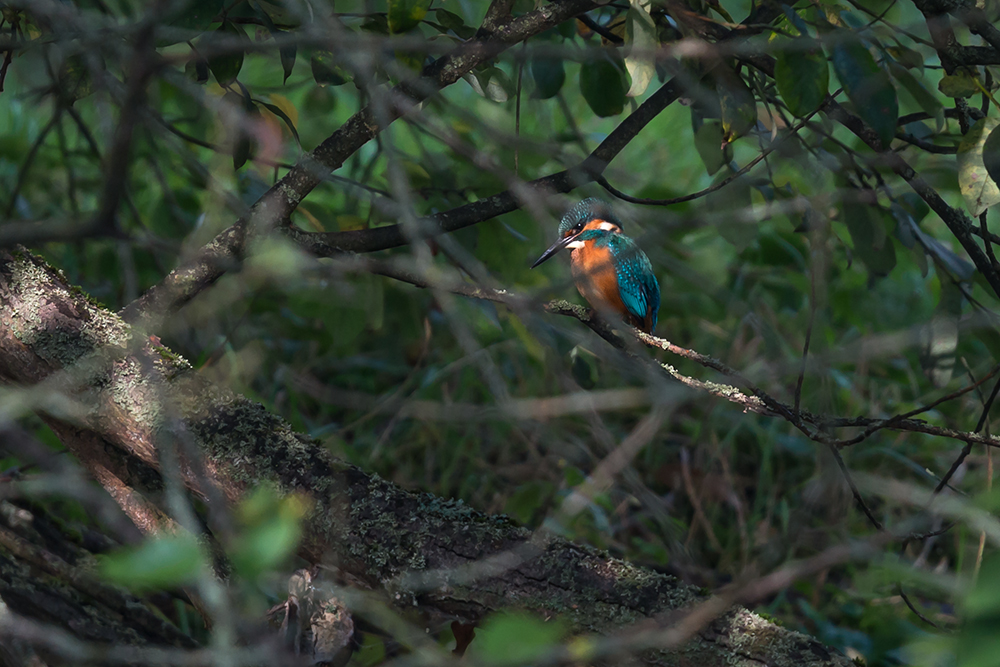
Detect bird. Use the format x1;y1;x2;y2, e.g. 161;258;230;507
530;198;660;334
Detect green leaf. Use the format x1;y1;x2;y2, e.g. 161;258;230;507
166;0;224;36
580;55;628;117
466;66;512;102
224;89;256;170
716;66;757;143
310;51;349;86
569;345;598;389
434;9;464;31
939;71;979;98
957;117;1000;217
472;612;567;665
60;55;99;102
257;99;300;146
830;32;898;148
252;7;296;84
303;85;337;119
99;533;205;591
983;122;1000;187
388;0;431;34
435;8;475;38
891;203;916;248
185;56;209;84
843;195;897;276
888;62;944;131
208;21;248;86
780;4;810;36
895;202;974;279
530;58;565;99
233;134;251;171
899;191;930;223
774;37;829;117
250;0;296;29
361;14;389;34
624;0;657;97
231;487;309;578
280;42;296;84
886;44;924;69
694;119;730;176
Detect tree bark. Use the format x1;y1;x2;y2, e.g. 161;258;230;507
0;249;851;667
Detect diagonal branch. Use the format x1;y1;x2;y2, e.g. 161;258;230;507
119;0;598;328
285;79;684;256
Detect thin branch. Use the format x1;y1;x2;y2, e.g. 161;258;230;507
896;132;958;154
596;159;758;206
3;109;61;218
934;441;974;494
578;14;625;44
974;373;1000;433
119;0;602;327
898;108;984;126
829;443;883;530
896;584;943;630
956;5;1000;54
597;109;817;206
353;255;1000;456
153;113;393;198
283;78;684;257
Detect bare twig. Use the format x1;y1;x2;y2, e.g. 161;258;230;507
828;444;883;531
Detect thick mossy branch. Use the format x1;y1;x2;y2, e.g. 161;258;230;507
0;250;850;667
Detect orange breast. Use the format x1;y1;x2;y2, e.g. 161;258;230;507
570;243;627;317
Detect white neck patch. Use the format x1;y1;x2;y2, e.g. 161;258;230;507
598;221;617;231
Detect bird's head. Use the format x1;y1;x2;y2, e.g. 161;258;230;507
531;198;623;268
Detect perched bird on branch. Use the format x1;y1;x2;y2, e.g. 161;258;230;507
531;198;660;334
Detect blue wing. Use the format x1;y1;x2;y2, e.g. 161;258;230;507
610;236;660;328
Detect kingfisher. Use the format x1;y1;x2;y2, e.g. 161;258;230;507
530;198;660;334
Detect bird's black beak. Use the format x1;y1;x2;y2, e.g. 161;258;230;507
530;232;581;269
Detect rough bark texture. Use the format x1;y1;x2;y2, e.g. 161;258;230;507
0;500;196;655
0;249;851;667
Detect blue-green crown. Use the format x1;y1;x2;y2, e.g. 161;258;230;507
558;198;623;237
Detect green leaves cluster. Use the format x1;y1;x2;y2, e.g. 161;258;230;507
99;487;307;592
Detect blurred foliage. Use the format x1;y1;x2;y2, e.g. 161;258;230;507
3;0;1000;664
99;532;206;592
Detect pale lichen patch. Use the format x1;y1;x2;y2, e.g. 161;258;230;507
7;252;131;369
